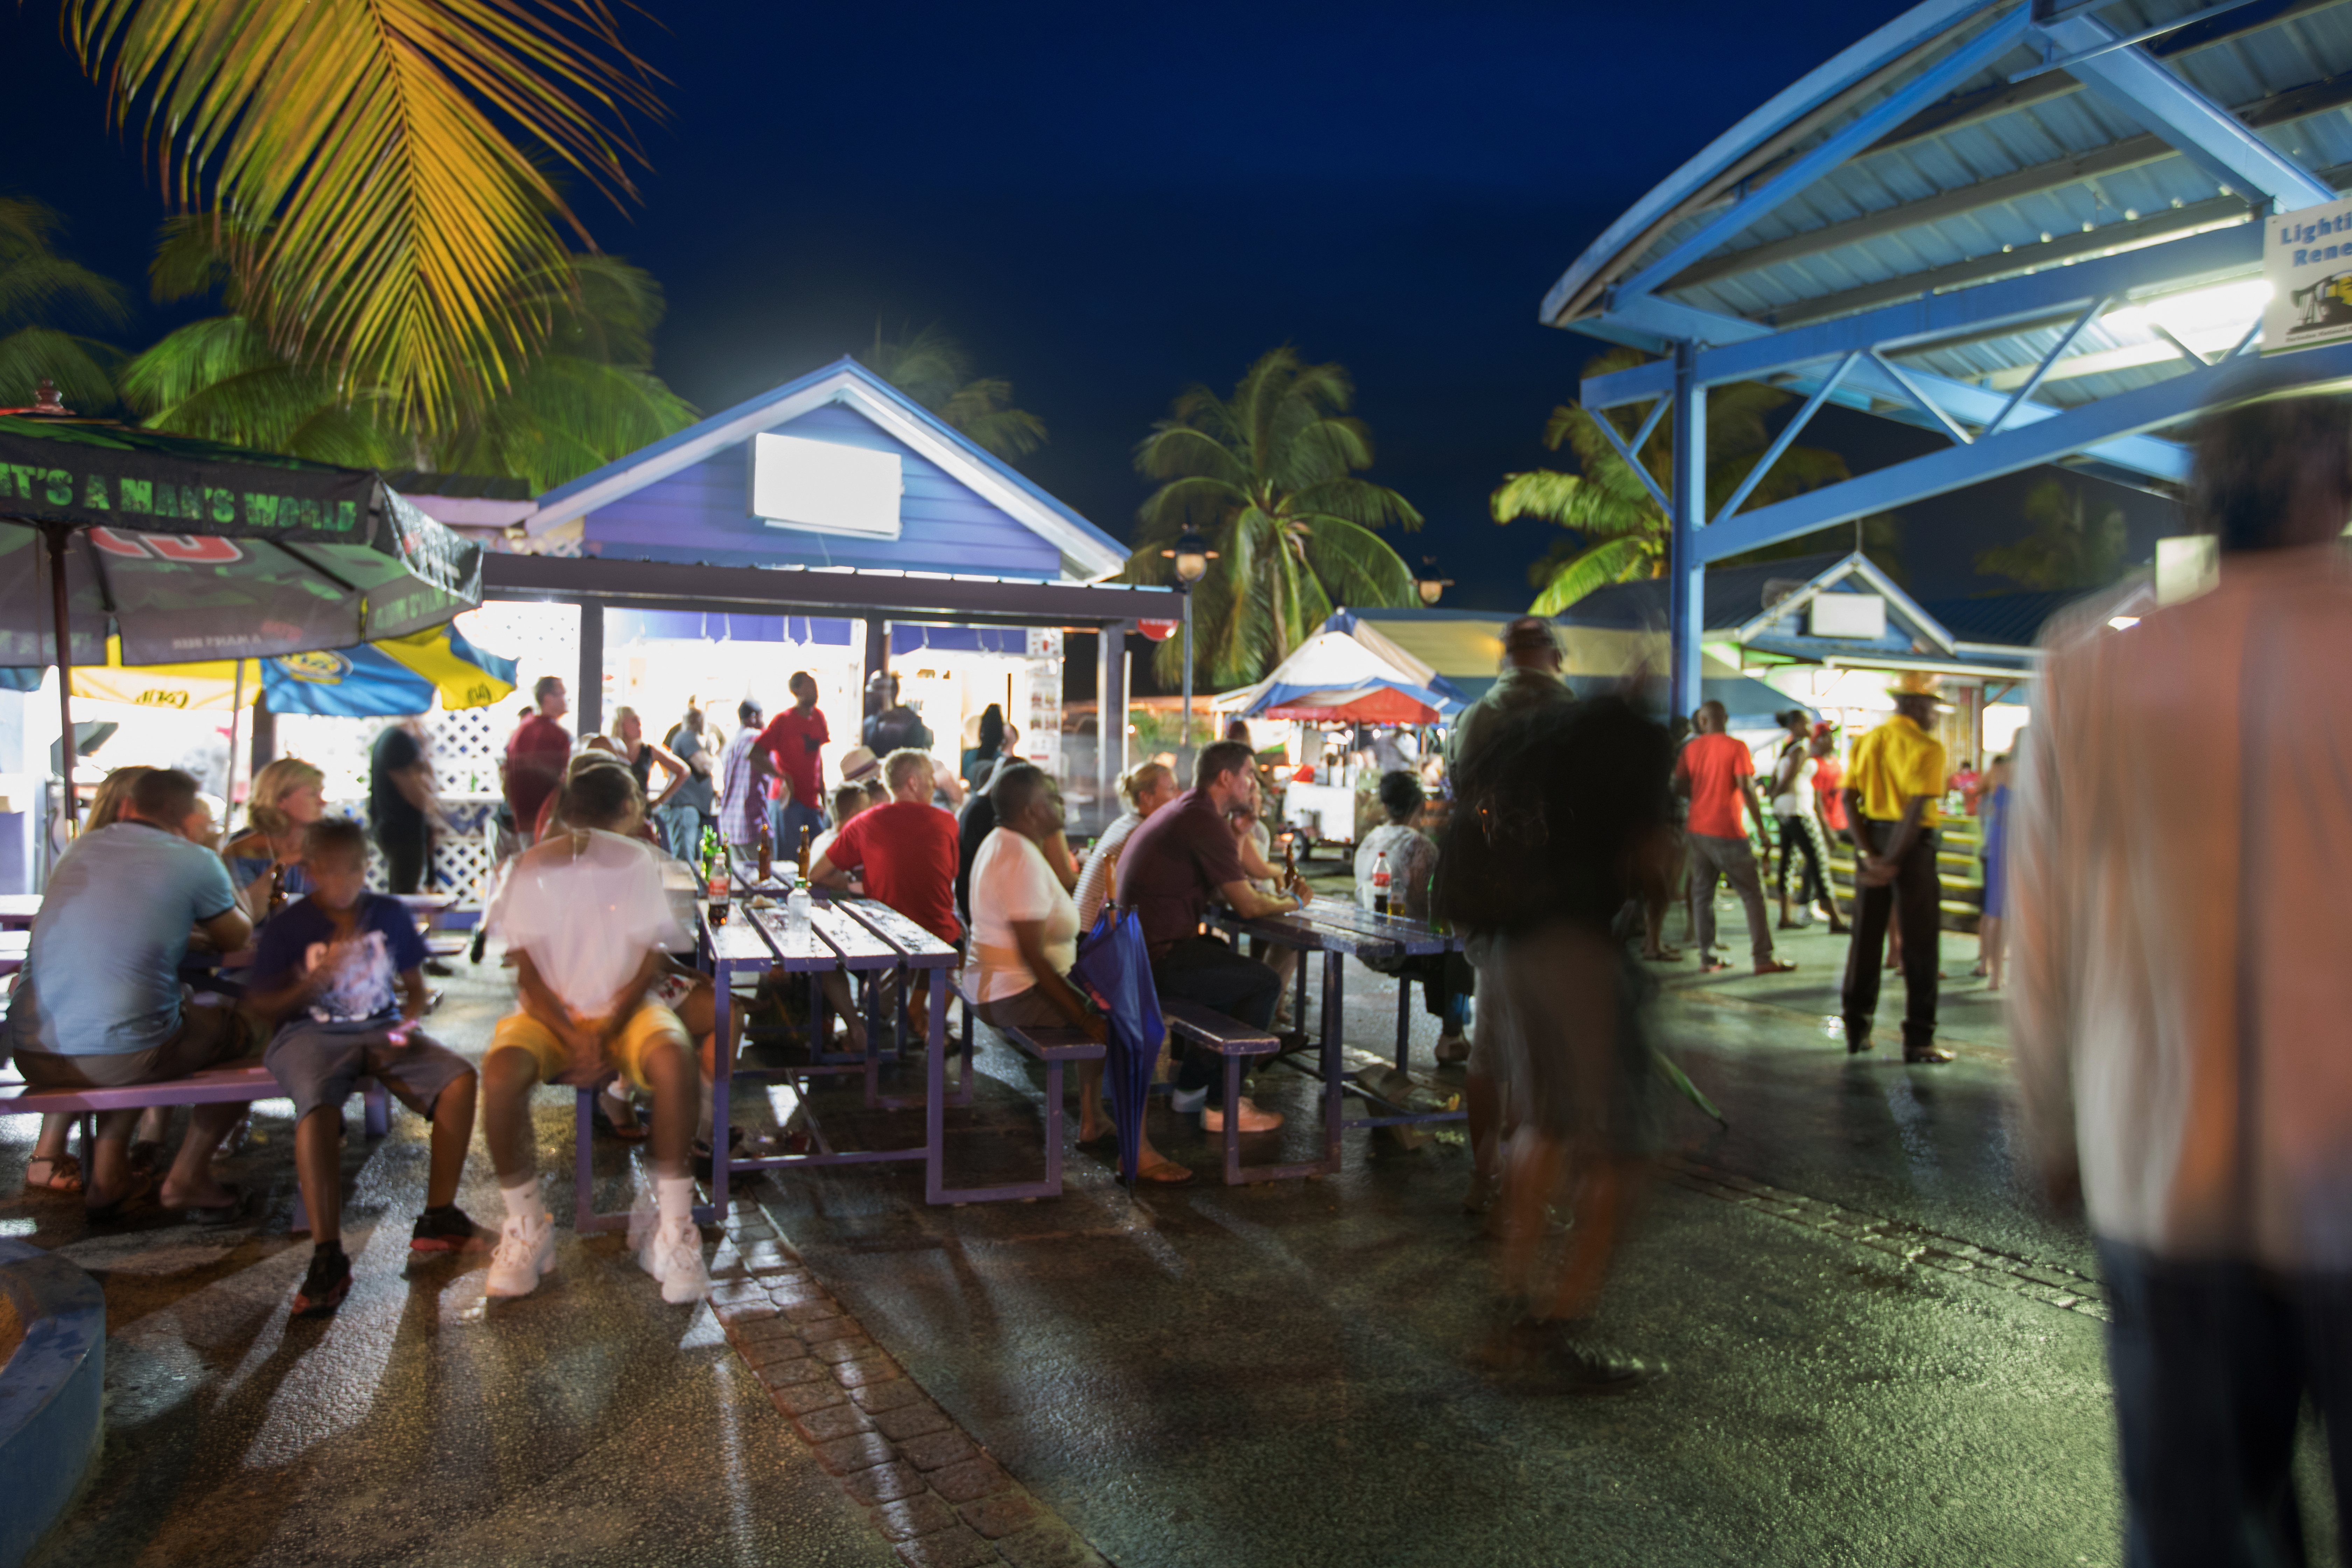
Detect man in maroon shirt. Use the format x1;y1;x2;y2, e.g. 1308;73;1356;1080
756;671;831;859
1118;740;1312;1134
809;748;959;1036
502;677;570;848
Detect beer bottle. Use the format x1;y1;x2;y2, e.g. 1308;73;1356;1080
756;815;772;886
796;822;813;883
1371;850;1392;917
705;826;731;925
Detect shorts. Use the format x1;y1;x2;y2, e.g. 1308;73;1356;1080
264;1019;471;1121
488;1000;689;1092
12;997;254;1090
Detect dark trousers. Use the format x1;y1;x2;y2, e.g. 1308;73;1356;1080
1151;935;1281;1107
1840;818;1938;1049
1775;812;1825;905
2098;1240;2352;1567
376;821;430;894
1390;949;1474;1022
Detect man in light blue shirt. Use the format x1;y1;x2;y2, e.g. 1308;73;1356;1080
10;768;255;1218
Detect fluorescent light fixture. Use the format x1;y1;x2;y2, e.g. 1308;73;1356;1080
2107;279;2272;347
751;433;903;539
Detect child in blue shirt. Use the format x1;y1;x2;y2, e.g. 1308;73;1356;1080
247;818;482;1316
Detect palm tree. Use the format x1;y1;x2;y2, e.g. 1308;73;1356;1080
124;225;695;489
1975;478;2125;590
63;0;662;428
865;325;1047;462
0;196;129;412
1493;348;1850;612
1120;347;1421;687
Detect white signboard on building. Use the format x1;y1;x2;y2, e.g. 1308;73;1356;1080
2262;195;2352;354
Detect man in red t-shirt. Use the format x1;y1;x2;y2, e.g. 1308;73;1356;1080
1672;700;1795;976
756;671;831;860
809;748;959;1035
502;677;570;847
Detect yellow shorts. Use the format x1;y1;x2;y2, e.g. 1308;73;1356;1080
488;1001;689;1093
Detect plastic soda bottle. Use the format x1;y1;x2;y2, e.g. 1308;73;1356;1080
1371;850;1392;916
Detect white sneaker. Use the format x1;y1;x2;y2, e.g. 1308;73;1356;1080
485;1212;555;1298
647;1218;712;1305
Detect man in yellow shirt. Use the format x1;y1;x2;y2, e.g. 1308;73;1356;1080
1838;676;1952;1063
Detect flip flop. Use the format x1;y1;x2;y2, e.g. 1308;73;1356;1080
1698;960;1735;974
1074;1132;1118;1154
593;1089;649;1142
169;1183;252;1226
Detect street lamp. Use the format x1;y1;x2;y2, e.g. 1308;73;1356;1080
1415;576;1451;607
1162;529;1215;779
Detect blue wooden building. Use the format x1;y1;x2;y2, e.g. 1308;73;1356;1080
521;356;1126;581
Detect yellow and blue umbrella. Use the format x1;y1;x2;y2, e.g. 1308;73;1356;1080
5;623;517;716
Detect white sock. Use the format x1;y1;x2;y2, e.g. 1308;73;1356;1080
657;1175;694;1229
500;1177;541;1224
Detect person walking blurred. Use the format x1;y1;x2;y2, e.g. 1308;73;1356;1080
502;678;569;850
1839;675;1951;1063
1446;616;1577;1213
1675;701;1796;977
369;717;443;895
2012;390;2352;1566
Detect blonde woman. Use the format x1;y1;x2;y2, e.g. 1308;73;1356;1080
222;758;328;923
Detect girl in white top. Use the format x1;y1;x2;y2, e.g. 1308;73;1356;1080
967;762;1189;1185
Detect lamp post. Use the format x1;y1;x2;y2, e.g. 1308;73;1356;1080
1163;529;1214;782
1416;557;1451;608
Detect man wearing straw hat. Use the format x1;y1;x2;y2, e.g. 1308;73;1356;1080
1838;673;1953;1064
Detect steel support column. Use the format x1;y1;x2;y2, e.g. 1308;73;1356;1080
1096;625;1128;833
576;603;604;736
1669;344;1707;721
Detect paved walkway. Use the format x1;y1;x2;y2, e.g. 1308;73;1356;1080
6;888;2322;1567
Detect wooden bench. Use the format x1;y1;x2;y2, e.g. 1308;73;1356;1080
0;1062;391;1231
1160;998;1284;1186
944;971;1103;1203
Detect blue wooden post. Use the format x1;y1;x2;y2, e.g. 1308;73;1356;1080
1668;343;1707;722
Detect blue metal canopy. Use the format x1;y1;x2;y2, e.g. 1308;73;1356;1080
1547;0;2352;713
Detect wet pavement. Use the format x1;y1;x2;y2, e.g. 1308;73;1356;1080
4;893;2340;1565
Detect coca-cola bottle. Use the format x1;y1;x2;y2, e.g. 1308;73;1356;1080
1371;850;1392;917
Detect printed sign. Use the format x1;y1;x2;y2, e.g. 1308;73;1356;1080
2262;194;2352;353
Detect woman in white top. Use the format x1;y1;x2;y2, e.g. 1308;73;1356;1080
969;762;1188;1185
1771;716;1844;934
1074;761;1176;929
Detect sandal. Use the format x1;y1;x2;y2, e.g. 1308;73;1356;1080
1135;1159;1194;1185
1698;960;1734;974
22;1153;84;1195
84;1168;159;1222
168;1183;252;1227
1754;959;1799;976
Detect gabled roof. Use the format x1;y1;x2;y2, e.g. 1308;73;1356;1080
524;357;1127;580
1558;553;1851;634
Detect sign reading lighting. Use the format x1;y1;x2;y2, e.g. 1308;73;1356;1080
751;433;903;540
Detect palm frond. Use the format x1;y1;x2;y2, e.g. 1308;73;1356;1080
1530;535;1657;615
69;0;664;424
1288;476;1421;532
1489;469;1659;539
0;327;122;413
1298;517;1417;608
1134;423;1250;486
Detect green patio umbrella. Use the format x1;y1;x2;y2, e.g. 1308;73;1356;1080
0;392;482;824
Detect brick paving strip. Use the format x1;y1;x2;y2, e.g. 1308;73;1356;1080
705;1206;1111;1568
1666;1157;2109;1322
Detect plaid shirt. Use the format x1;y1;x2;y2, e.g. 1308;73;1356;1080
716;731;765;846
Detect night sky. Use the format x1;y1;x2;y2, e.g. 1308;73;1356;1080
0;1;2179;613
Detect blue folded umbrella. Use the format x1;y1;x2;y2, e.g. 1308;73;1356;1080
1069;905;1163;1186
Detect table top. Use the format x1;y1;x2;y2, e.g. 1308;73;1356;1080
807;903;899;970
0;895;39;928
703;905;779;967
820;895;959;967
1209;897;1454;959
743;904;837;971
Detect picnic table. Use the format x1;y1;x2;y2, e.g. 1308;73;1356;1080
1206;896;1466;1176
